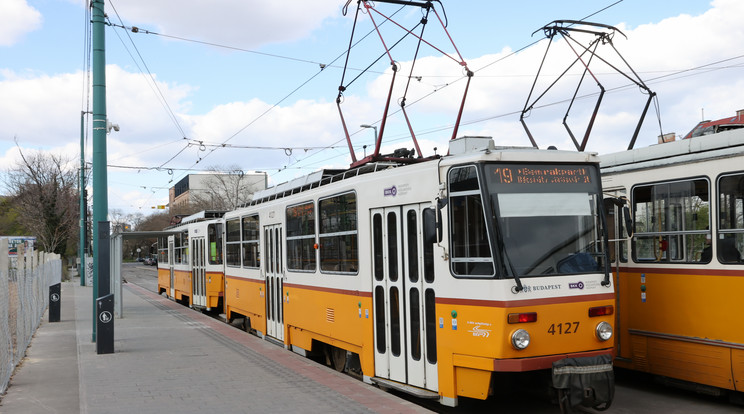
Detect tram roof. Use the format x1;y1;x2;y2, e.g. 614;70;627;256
600;127;744;173
243;136;602;208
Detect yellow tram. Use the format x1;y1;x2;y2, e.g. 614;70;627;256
212;136;615;409
601;127;744;396
157;211;225;311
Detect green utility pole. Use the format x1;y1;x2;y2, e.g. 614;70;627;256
80;111;87;287
91;0;108;342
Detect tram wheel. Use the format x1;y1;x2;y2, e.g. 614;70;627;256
331;347;347;373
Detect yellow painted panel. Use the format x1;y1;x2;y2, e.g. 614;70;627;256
453;353;495;371
157;268;169;292
629;334;649;372
173;269;190;300
224;277;266;333
733;349;744;392
647;337;734;390
436;299;615;362
455;367;491;400
206;271;223;308
618;271;744;346
288;326;313;351
283;285;372;352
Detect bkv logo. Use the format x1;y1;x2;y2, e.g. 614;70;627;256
569;281;585;290
383;185;397;197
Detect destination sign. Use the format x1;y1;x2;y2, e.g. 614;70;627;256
492;166;592;185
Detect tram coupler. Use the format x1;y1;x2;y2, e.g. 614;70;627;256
552;354;614;411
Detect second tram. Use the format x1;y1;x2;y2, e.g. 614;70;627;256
601;127;744;396
157;211;225;311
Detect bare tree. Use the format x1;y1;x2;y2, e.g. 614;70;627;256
4;143;79;256
189;166;266;211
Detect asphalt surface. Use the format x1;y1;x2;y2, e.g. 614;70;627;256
1;263;741;413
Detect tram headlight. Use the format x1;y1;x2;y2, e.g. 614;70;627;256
511;329;530;350
595;321;613;341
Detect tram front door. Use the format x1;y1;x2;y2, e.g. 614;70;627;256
371;204;438;391
191;236;207;308
265;224;284;341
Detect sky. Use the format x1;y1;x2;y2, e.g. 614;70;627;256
1;0;743;218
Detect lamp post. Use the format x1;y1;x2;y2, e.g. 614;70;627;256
360;124;378;158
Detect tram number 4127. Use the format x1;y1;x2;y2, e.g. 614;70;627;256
548;322;579;335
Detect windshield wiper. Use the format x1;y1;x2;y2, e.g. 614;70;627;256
495;230;523;292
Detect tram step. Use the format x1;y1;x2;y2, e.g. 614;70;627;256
370;377;439;399
264;335;285;348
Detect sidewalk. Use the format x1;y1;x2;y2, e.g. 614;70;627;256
0;281;430;413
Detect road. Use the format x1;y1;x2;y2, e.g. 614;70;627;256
121;263;742;413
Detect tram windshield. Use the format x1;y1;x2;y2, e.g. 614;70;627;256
487;163;605;278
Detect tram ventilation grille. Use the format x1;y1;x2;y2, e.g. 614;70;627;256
326;308;335;323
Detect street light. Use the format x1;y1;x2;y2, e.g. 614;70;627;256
360;124;378;158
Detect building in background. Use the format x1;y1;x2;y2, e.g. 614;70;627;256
168;171;268;213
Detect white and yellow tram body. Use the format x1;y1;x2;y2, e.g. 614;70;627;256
223;137;615;406
157;214;225;310
601;128;744;393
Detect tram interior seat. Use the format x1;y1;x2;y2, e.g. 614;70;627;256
719;237;742;263
556;253;600;274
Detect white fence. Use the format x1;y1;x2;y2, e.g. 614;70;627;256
0;238;61;396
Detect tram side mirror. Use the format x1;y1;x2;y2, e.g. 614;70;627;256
424;198;447;244
623;206;633;237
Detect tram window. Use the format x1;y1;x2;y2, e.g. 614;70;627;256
319;193;358;274
241;215;260;268
632;178;709;263
286;202;316;271
179;231;189;265
424;288;437;364
158;236;168;264
407;210;419;283
373;214;384;281
603;196;628;263
409;288;421;361
265;229;269;274
375;286;386;353
449;165;494;277
389;286;401;357
717;173;744;263
208;223;223;265
173;232;181;264
423;208;435;283
225;218;241;267
387;212;399;282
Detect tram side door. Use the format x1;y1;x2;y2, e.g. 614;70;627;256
371;207;406;383
168;236;175;298
264;224;285;341
401;204;438;391
191;236;207;308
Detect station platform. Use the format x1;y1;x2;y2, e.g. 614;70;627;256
0;280;430;413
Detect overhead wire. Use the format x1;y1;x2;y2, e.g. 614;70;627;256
108;0;188;139
154;4;409;194
106;0;742;209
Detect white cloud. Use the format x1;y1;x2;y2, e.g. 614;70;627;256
109;0;342;48
0;70;82;146
0;0;42;47
5;0;744;214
